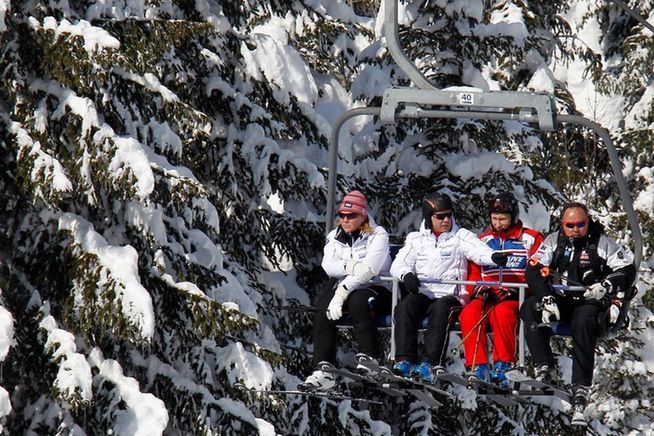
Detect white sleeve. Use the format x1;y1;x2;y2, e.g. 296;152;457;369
531;233;558;266
339;228;390;291
600;235;634;270
458;229;494;265
320;231;346;278
390;232;419;279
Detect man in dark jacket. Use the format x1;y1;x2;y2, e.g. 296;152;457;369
520;202;636;424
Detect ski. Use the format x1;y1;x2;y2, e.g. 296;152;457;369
503;370;591;427
504;369;571;403
435;372;521;407
235;383;382;404
381;367;455;400
355;354;455;400
317;362;406;398
333;357;444;408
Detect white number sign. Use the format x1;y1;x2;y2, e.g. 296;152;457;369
458;92;474;105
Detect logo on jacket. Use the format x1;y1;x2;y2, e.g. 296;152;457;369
504;256;525;269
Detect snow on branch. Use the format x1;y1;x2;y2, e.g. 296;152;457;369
129;350;274;434
0;304;13;427
0;305;14;362
36;17;120;53
11;122;73;205
58;213;155;343
38;314;92;410
155;269;260;338
88;348;168;435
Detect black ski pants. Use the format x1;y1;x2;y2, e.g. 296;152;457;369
394;293;461;365
312;284;392;367
520;295;603;386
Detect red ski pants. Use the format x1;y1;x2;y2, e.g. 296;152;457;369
459;298;519;367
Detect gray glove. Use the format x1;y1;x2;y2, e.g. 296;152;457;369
583;279;612;301
541;295;560;322
327;286;349;321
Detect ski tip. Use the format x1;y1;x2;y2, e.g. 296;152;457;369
570;409;588;427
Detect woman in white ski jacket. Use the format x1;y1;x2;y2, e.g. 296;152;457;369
391;192;507;382
301;190;392;391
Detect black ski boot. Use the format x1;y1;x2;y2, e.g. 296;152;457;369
571;384;589;426
534;364;555;384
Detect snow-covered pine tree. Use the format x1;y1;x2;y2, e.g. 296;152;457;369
0;0;347;433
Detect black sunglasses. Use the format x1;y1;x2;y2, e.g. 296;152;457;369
338;212;359;220
563;221;587;229
432;211;452;220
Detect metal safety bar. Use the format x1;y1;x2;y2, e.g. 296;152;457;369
379;276;586;365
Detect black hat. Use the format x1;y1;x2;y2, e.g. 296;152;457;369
488;191;519;224
422;192;453;229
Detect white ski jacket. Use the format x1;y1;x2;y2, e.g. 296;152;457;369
321;215;392;292
390;219;495;304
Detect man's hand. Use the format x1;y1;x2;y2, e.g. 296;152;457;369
583;280;612;301
491;252;509;267
327;286;349;320
472;286;491;299
540;295;560;322
402;272;420;294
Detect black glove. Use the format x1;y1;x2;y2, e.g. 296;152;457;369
472;286;490;299
402;272;420;294
474;286;498;305
491;252;509;267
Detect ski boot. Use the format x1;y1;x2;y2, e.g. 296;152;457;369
392;360;415;378
298;364;336;391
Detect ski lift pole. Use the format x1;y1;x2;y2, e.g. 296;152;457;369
382;0;436;91
326;107;381;235
611;0;654;34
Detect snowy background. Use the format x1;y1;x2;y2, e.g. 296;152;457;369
0;0;653;434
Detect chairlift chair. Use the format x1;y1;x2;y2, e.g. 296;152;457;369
326;0;644;365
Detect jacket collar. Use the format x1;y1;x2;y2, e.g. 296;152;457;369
490;220;524;240
334;212;378;245
419;217;460;241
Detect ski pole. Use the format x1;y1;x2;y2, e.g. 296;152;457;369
275;305;318;313
451;292;497;356
469;291;493;370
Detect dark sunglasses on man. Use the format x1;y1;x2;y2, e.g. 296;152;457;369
432;211;452;220
563;221;587;229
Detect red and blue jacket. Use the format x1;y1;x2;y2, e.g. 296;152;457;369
467;221;544;296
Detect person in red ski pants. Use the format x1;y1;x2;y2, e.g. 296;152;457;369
459;192;544;385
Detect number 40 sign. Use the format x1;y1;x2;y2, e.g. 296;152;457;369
457;92;474;105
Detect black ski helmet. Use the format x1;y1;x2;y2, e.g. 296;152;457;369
488;191;519;224
422;192;453;229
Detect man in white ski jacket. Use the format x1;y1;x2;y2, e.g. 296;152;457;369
391;192;508;382
301;190;392;391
